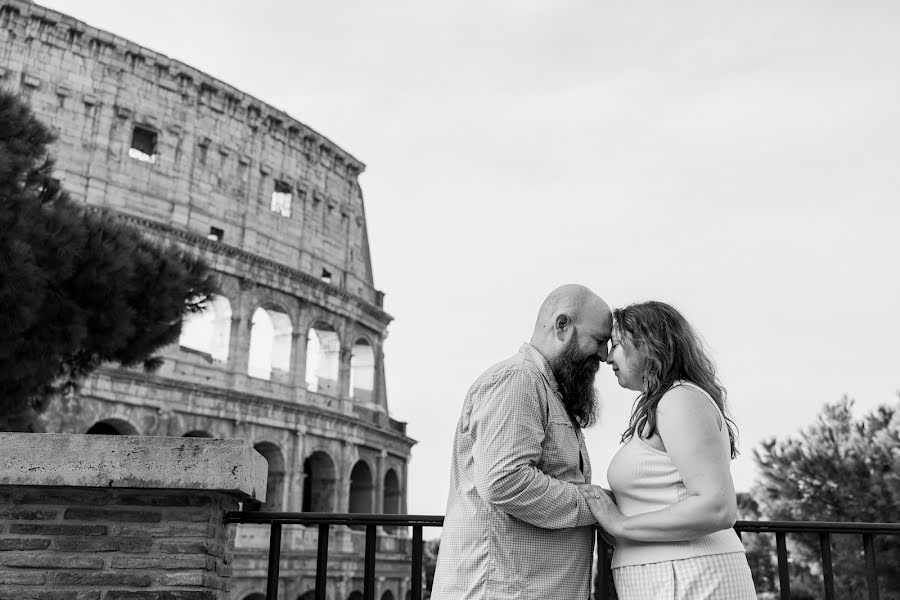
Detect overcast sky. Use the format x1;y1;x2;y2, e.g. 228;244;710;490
45;0;900;520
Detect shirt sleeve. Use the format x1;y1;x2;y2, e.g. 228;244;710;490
470;368;596;529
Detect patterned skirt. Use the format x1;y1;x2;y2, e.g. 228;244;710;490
612;551;756;600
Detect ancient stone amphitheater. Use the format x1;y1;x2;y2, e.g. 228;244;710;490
0;1;416;598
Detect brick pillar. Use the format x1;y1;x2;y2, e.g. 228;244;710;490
373;338;387;412
401;461;409;515
287;427;306;512
0;433;266;600
375;451;386;514
336;441;350;513
338;345;352;400
291;326;309;391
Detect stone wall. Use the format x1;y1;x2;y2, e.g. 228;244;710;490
0;0;376;301
0;433;267;600
0;1;417;596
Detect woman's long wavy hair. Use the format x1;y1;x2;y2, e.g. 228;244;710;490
614;301;739;459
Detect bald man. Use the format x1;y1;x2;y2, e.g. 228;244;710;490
431;284;613;600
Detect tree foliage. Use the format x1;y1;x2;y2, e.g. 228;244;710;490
752;396;900;599
0;89;215;430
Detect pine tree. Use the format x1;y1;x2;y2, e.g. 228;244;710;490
752;397;900;599
0;89;215;430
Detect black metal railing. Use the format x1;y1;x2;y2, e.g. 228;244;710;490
734;520;900;600
223;512;900;600
225;512;444;600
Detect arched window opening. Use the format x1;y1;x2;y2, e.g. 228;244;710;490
349;461;374;516
248;307;293;380
381;591;395;600
302;451;336;512
86;419;138;435
305;324;340;395
252;442;285;512
179;294;232;362
183;430;213;438
384;469;401;515
350;337;375;403
348;592;363;600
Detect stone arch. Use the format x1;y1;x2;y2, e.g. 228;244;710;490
349;460;374;514
183;430;213;438
179;293;232;362
381;591;395;600
305;321;340;394
85;418;139;435
384;468;401;515
302;450;336;512
253;442;286;512
349;336;375;402
248;305;293;380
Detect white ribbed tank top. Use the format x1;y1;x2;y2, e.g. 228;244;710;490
606;381;745;569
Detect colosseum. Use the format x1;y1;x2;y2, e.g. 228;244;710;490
0;1;416;598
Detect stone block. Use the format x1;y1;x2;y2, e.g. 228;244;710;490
0;554;104;569
0;434;266;503
0;538;52;551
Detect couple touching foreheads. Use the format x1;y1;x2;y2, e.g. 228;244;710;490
431;284;756;600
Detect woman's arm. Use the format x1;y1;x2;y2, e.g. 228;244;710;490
582;386;737;542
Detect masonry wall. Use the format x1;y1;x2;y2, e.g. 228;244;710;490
0;433;267;600
0;486;236;600
0;0;376;301
0;2;417;598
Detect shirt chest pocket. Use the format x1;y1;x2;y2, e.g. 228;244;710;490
540;416;585;480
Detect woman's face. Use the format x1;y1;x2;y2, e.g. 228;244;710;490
606;330;644;392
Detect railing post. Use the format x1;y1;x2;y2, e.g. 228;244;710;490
411;525;423;600
364;524;377;600
594;529;613;600
265;523;282;600
819;532;835;600
776;531;791;600
315;523;330;600
863;533;880;600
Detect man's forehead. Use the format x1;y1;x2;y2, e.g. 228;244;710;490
584;313;613;337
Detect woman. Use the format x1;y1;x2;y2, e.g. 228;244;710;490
579;301;755;599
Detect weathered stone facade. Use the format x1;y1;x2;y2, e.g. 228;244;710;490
0;1;415;598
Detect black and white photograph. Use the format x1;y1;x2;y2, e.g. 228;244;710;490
1;1;898;599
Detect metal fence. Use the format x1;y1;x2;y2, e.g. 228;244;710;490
223;512;900;600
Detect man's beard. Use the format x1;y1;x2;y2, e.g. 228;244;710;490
549;337;599;428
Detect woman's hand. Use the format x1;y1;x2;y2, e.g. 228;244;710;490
577;483;622;543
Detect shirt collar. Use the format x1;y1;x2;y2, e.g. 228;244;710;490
519;342;560;394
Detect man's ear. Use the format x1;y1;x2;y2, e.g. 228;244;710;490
554;314;571;340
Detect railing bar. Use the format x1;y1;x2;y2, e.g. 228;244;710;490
863;533;880;600
265;523;282;600
819;532;835;600
411;525;423;600
226;513;900;533
364;524;377;600
224;511;446;526
776;531;791;600
315;523;329;600
595;529;612;600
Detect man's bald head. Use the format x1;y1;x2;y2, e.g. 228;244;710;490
530;284;612;428
533;284;611;340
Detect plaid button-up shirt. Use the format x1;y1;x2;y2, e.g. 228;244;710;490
431;343;596;600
